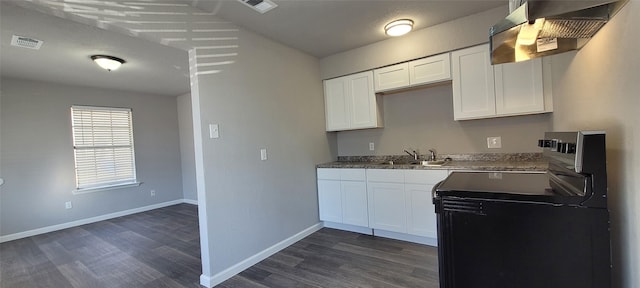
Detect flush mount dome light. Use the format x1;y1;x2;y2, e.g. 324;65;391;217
91;55;125;71
385;19;414;37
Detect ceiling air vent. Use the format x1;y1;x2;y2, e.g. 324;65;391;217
237;0;277;14
11;35;44;50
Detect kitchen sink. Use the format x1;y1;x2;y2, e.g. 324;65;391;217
423;160;447;166
378;160;448;166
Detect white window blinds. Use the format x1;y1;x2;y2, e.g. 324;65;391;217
71;106;137;190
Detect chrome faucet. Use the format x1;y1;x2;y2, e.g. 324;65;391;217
404;149;419;160
428;149;437;161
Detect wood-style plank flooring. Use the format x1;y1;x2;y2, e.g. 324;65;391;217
220;228;439;288
1;203;439;288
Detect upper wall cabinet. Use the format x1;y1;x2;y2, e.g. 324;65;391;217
324;71;383;131
374;53;451;93
451;44;552;121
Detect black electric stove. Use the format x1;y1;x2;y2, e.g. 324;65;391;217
433;131;611;288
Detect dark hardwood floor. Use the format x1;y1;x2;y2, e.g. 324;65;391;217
1;203;439;288
221;228;439;288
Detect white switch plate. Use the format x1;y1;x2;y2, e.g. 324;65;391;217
369;142;375;151
209;124;219;139
65;201;72;209
260;148;267;160
487;136;502;149
150;190;156;197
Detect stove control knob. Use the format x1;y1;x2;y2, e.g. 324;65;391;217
564;143;577;154
556;142;565;152
538;139;552;148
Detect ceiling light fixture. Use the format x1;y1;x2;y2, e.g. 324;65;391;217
385;19;414;37
91;55;125;71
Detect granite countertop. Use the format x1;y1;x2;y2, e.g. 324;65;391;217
316;153;548;172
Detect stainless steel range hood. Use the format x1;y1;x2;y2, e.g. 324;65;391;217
490;0;628;64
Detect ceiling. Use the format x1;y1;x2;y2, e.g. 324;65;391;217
192;0;505;58
0;2;191;97
0;1;507;97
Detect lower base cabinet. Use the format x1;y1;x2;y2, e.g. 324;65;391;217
367;181;406;233
318;167;448;245
341;181;368;227
317;168;368;227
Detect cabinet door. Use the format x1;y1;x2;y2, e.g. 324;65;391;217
405;183;437;238
373;63;410;92
348;71;379;129
323;78;350;131
341;181;368;227
410;53;451;85
317;179;342;223
494;58;544;115
451;44;496;120
367;182;406;233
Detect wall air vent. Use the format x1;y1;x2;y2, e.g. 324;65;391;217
11;35;44;50
237;0;277;14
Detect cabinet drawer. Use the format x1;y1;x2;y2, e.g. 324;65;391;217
341;168;366;181
405;170;448;184
366;169;404;183
317;168;341;180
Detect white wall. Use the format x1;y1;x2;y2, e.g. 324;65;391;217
336;83;552;156
0;78;184;237
177;93;197;202
548;1;639;287
191;24;336;281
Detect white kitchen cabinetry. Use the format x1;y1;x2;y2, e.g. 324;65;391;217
366;169;448;240
494;59;544;115
451;44;551;120
366;169;406;233
373;53;451;93
451;44;496;119
409;53;452;86
324;71;382;131
405;170;448;238
373;63;410;92
317;168;368;227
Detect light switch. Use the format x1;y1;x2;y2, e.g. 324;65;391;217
369;142;375;151
260;148;267;161
209;124;219;139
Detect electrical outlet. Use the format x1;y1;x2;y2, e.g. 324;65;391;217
369;142;375;151
487;137;502;149
150;190;156;197
65;201;72;209
488;172;503;179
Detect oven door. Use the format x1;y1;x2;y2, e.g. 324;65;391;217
435;196;610;288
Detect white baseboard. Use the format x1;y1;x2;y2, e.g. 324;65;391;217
182;198;198;205
373;229;438;247
322;221;373;235
0;199;195;243
200;222;324;288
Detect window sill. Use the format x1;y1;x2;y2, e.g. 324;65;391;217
72;182;142;195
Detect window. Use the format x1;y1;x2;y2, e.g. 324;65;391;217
71;106;137;191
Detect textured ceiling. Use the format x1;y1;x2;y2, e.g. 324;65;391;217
193;0;506;58
0;0;507;96
0;2;191;97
